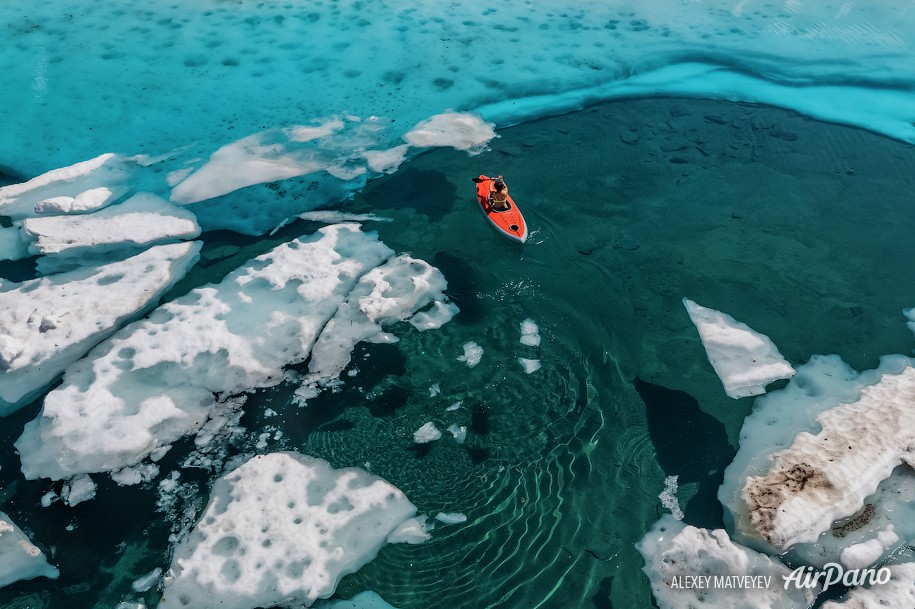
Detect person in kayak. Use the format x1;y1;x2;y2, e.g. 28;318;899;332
490;177;510;211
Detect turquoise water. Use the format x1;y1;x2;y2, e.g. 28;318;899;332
2;96;915;607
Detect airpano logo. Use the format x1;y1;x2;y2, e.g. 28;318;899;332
783;563;892;592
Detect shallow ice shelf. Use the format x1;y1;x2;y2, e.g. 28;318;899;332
16;224;453;480
158;452;422;609
683;298;795;398
0;241;202;414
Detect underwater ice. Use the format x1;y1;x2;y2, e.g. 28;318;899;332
20;192;200;256
16;224;450;480
0;511;58;588
0;241;201;414
636;515;816;609
158;452;421;609
683;298;795;398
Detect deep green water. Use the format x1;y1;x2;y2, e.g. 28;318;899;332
2;97;915;608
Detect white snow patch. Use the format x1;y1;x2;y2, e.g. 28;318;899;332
820;563;915;609
683;298;795;398
158;452;421;609
457;341;483;368
0;241;201;415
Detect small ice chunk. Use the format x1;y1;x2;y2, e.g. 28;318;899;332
62;474;97;506
132;567;162;592
446;401;462;412
158;452;421;609
362;144;410;173
518;357;541;374
0;511;59;586
683;298;795;398
434;512;467;525
447;424;467;444
387;515;431;544
840;526;900;570
298;211;392;223
659;475;684;521
457;342;483;368
413;422;441;444
115;603;147;609
403;113;496;155
0;226;29;262
34;187;117;214
40;491;58;507
520;318;541;347
428;383;441;397
111;464;160;487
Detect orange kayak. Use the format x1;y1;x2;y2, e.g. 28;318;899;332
473;175;528;244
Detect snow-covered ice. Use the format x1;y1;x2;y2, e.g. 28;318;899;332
0;511;59;587
15;225;451;480
683;298;795;398
20;192;200;256
0;241;202;414
636;515;817;609
739;363;915;551
158;452;421;609
820;563;915;609
0;153;128;218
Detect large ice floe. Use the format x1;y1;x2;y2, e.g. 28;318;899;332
719;354;915;558
0;241;201;414
16;224;454;481
683;298;795;398
636;515;817;609
158;452;424;609
820;563;915;609
0;511;59;588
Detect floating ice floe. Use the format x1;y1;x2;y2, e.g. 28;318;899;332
683;298;795;398
413;422;442;444
16;224;451;480
408;300;460;331
298;211;392;224
457;341;483;368
0;153;129;219
0;511;59;588
402;112;496;155
519;318;541;347
636;515;817;609
61;474;97;507
737;362;915;552
518;357;541;374
158;452;423;609
720;354;915;566
839;526;899;571
298;255;455;396
820;563;915;609
20;192;200;256
447;424;467;444
434;512;467;525
0;241;201;414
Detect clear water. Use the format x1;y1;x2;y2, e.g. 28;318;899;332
2;96;915;608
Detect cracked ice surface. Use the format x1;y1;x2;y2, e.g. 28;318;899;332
15;224;452;481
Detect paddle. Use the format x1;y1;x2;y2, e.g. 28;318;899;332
471;175;503;183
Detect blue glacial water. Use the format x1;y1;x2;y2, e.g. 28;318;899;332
2;1;915;608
